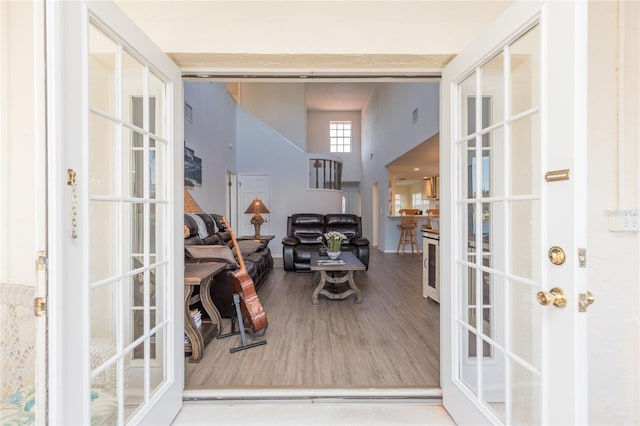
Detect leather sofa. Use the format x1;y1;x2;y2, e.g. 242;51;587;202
282;213;370;271
184;213;273;318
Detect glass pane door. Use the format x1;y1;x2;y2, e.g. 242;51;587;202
454;24;542;424
88;21;170;424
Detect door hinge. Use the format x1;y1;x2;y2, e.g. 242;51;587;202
34;297;47;317
578;291;595;313
36;250;47;271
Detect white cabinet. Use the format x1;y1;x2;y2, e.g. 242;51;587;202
422;231;440;303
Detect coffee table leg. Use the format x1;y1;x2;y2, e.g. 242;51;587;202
312;271;327;304
313;271;362;304
347;272;362;303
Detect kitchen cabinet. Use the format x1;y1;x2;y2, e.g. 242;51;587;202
422;230;440;303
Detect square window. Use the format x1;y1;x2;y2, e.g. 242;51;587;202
330;121;351;153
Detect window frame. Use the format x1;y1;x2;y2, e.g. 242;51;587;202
329;121;352;153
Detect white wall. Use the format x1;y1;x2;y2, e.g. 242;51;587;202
361;82;440;252
587;2;640;424
239;83;306;150
183;82;237;212
236;107;342;258
0;1;44;287
307;110;362;182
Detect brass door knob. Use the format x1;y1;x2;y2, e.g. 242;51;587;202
536;287;567;308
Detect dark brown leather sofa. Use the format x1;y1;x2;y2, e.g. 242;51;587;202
184;213;273;318
282;213;370;271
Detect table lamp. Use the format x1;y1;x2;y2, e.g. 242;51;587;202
245;198;270;237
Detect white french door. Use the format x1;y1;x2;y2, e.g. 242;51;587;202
441;1;588;424
46;1;183;424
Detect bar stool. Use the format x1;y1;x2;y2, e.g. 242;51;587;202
397;209;420;255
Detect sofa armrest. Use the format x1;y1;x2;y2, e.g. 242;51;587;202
352;236;370;246
282;236;300;246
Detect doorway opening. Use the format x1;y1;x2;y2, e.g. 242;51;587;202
181;79;442;397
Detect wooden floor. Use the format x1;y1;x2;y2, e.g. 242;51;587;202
185;249;440;389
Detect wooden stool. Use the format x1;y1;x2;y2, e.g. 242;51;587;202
396;217;418;255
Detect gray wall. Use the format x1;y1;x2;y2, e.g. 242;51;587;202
307;110;362;182
239;83;307;151
361;82;440;252
236;107;342;257
184;82;237;212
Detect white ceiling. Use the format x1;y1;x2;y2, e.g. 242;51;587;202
304;82;374;111
387;131;440;183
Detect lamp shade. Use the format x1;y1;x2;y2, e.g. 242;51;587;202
184;188;204;214
244;198;270;214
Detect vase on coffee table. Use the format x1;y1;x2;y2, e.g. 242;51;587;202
327;251;341;260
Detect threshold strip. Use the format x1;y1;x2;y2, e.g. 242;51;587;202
183;387;443;404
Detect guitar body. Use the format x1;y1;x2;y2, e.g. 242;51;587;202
229;270;268;332
221;217;268;333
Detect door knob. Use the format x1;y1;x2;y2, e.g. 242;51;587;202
536;287;567;308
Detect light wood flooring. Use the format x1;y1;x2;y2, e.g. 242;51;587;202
185;249;440;389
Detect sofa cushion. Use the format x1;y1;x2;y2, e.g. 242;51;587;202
325;214;358;226
325;214;361;239
184;214;199;238
291;213;324;226
293;231;323;244
237;240;267;257
185;245;239;268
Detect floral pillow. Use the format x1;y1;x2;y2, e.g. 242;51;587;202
1;388;117;425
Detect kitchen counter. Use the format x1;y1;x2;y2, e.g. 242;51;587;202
422;228;439;236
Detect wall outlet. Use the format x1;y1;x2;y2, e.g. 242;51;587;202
606;209;640;232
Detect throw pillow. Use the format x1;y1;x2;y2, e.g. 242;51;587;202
185;245;239;268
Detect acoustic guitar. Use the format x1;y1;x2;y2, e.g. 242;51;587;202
221;217;268;333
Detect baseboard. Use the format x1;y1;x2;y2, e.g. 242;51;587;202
272;255;284;269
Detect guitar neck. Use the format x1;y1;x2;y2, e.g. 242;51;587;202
221;217;247;273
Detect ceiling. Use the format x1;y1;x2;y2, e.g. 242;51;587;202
387;131;440;183
304;82;374;111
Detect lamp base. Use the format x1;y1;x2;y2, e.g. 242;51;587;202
253;222;262;238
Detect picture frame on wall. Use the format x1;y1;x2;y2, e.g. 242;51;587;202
184;145;202;188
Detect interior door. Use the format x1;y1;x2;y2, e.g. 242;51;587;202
440;1;588;424
46;1;184;424
238;175;271;236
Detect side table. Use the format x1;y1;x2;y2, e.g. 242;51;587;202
237;235;275;242
184;262;226;363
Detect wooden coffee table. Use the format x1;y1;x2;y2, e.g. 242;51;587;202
310;251;365;304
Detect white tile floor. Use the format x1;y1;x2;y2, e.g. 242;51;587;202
172;401;456;426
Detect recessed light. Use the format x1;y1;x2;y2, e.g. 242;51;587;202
413;167;420;171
